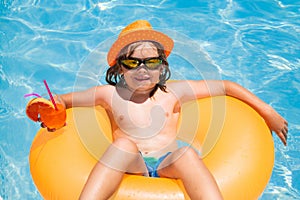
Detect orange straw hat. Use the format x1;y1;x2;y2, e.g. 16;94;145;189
107;20;174;67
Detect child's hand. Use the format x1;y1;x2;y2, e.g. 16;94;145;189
263;106;288;146
39;117;66;132
26;97;67;131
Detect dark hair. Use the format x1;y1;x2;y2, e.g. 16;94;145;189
105;40;171;97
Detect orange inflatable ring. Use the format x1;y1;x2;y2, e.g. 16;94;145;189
29;96;274;199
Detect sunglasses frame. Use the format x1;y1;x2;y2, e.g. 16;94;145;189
119;57;163;70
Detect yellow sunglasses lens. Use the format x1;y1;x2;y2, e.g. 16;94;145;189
121;60;139;68
145;59;162;68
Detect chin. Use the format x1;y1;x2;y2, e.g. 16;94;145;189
135;82;156;91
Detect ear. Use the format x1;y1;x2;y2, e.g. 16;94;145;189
160;66;165;74
118;67;124;74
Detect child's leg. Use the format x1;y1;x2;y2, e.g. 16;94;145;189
79;138;147;199
157;147;223;200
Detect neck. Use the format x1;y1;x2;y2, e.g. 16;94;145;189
116;85;156;103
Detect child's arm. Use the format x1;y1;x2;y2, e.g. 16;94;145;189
169;80;288;145
35;85;112;131
59;85;112;109
59;87;98;109
222;80;288;145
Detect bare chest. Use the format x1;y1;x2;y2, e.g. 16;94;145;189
110;90;179;138
113;101;166;136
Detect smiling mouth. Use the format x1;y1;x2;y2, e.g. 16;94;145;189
135;77;150;81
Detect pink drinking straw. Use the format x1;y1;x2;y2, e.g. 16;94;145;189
24;93;42;98
43;80;58;111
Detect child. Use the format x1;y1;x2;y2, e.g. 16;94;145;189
47;20;287;199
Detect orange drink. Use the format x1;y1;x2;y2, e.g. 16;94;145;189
26;97;66;130
40;103;66;129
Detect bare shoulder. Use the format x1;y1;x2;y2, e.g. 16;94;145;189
166;80;190;91
94;84;116;106
94;84;115;93
166;80;207;89
165;80;191;102
166;80;224;102
166;80;204;96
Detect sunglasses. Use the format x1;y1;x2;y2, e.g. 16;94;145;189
119;57;163;70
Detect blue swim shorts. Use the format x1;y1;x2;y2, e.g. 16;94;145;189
143;140;199;177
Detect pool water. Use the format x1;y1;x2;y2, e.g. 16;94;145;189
1;0;299;199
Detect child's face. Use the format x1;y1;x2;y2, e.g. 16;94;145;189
121;42;163;93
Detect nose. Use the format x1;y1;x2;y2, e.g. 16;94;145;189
136;63;148;72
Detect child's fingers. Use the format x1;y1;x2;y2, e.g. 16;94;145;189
277;130;287;146
47;128;57;132
41;122;46;128
40;122;66;132
41;122;56;132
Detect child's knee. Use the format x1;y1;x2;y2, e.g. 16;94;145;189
176;147;200;163
100;138;140;172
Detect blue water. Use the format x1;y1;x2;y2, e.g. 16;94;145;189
1;0;299;199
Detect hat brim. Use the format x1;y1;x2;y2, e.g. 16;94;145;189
107;29;174;66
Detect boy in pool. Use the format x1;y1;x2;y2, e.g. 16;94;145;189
47;20;287;199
